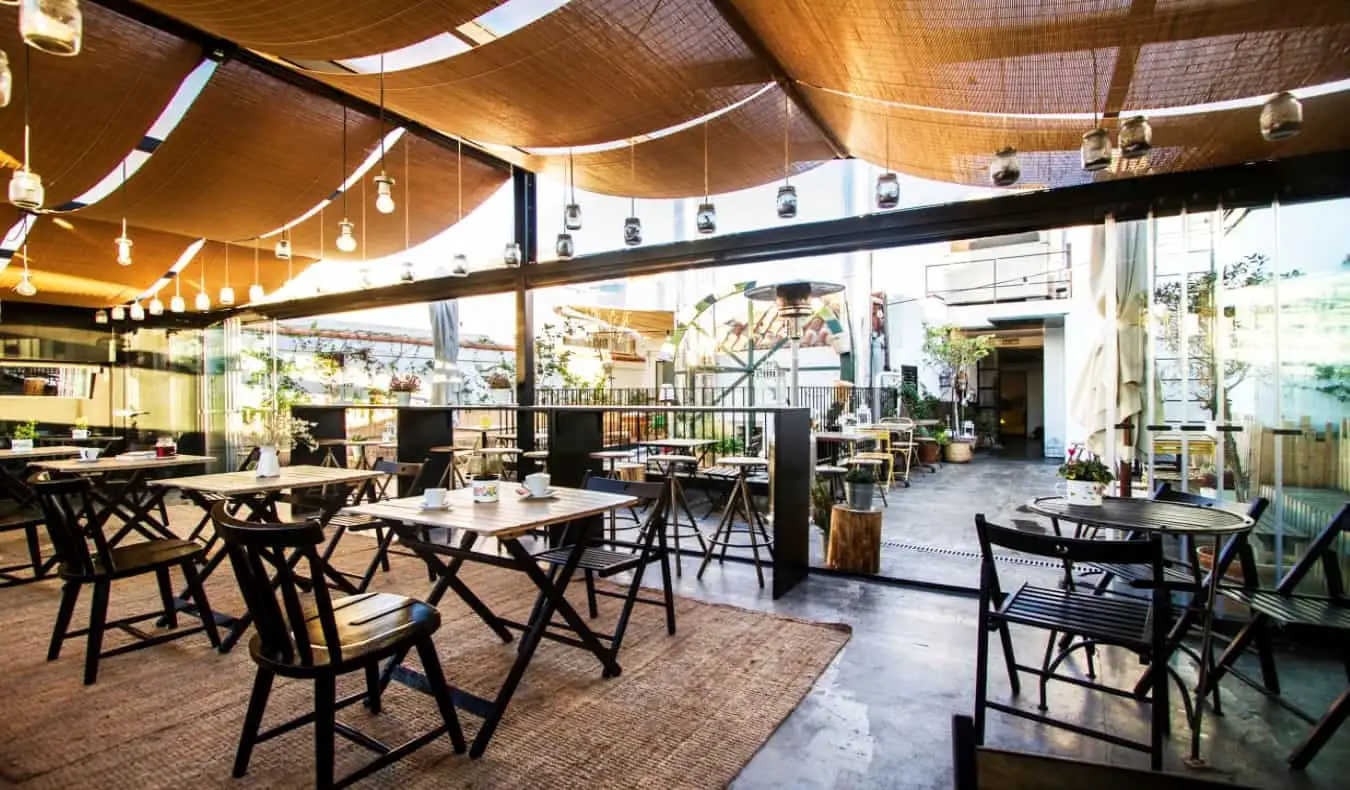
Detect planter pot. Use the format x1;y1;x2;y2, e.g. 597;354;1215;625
489;388;514;404
472;475;501;503
843;482;874;510
9;439;33;452
72;429;89;439
256;446;282;478
943;440;973;463
1059;478;1104;506
394;391;412;406
917;441;941;465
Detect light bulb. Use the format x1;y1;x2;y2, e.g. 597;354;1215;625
148;296;164;316
9;169;43;210
14;273;36;297
110;304;126;321
0;50;11;108
115;234;133;266
450;253;469;277
400;260;415;282
218;285;235;306
504;242;522;268
94;309;108;325
248;283;264;302
21;0;83;57
659;339;674;361
169;294;185;313
374;173;395;214
274;237;291;260
336;219;357;252
194;291;210;311
875;172;900;209
129;301;145;321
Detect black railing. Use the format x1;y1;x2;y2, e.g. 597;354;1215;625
536;386;898;425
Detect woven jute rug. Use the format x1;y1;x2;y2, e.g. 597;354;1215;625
0;505;849;789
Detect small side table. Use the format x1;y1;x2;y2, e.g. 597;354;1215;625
826;505;881;573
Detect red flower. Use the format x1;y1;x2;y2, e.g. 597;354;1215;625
1067;447;1077;459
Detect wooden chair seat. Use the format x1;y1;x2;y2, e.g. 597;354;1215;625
1221;589;1350;630
1000;583;1155;646
83;539;205;581
325;513;383;531
250;591;441;677
532;545;645;577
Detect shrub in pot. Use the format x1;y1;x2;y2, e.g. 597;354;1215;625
10;419;38;451
1056;445;1114;506
916;427;942;465
843;465;876;510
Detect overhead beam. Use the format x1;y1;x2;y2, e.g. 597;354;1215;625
1102;0;1157;117
94;0;515;174
707;0;850;160
227;149;1350;323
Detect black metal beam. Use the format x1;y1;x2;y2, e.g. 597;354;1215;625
227;148;1350;322
706;0;850;160
94;0;515;174
513;168;538;466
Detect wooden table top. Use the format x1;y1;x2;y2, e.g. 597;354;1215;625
36;453;214;473
0;445;82;460
148;464;383;495
1027;496;1254;536
344;486;639;539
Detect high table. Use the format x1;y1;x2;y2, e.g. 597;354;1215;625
343;485;639;758
1026;495;1254;767
34;453;214;545
148;465;386;652
641;437;716;464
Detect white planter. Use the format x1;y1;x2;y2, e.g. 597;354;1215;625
488;388;514;404
72;429;89;439
256;446;282;478
395;391;412;406
10;439;33;452
1061;478;1105;506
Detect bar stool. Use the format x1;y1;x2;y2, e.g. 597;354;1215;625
698;456;773;588
648;454;706;576
316;438;345;467
429;446;467;489
590;450;636;539
815;464;847;503
842;456;888;507
522;450;548;473
476;447;522;481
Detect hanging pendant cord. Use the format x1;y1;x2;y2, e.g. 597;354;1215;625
361;172;367;260
342;105;349;216
783;94;791;183
1091;49;1099;128
254;237;260;284
404;137;410;250
703;121;709;201
630;139;636;215
457;138;463;222
568;148;575;203
224;241;230;287
121;160;128;236
884;118;890;171
23;48;30;172
378;55;386;168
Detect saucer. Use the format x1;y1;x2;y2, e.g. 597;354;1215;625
517;488;557;500
417;501;452;511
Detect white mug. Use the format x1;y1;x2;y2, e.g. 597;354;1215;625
422;487;447;508
79;447;100;461
524;472;550;497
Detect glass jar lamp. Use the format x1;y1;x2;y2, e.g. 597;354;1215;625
1081;128;1112;171
875;172;900;209
1260;92;1302;141
696;202;717;234
623;215;642;246
555;232;574;260
1118;116;1152;159
989;147;1021;187
21;0;82;57
776;185;798;219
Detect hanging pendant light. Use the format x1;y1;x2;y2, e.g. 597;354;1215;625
335;104;358;252
777;96;798;219
1118;115;1152;159
336;219;357;252
218;242;234;305
1260;91;1302;141
20;0;82;57
169;272;185;313
9;50;43;211
274;228;291;260
875;118;900;209
450;253;469;277
555;232;574;260
110;304;126;321
247;238;264;302
449;138;471;273
989;146;1021;187
372;55;396;214
504;241;522;267
563;148;581;230
1081;50;1112;172
115;161;132;265
400;260;415;282
148;294;164;316
623;140;642;246
93;308;107;324
0;50;11;108
697;120;716;234
13;245;36;296
129;300;145;321
398;142;415;280
194;253;210;311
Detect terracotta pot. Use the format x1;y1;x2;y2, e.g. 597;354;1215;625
917;441;941;465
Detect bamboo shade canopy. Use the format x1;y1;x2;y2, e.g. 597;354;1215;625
281;134;509;261
730;0;1350;115
807;85;1350;188
525;86;832;198
139;0;499;61
314;0;771;147
0;4;201;209
75;60;385;243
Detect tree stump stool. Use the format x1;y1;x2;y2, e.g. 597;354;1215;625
827;504;881;574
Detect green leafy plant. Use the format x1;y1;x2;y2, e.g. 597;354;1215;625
245;411;315;451
843;465;875;485
934;428;951;448
1057;445;1115;483
389;373;421;393
711;434;746;457
73;417;89;431
811;482;834;532
923;323;994;430
485;371;513;389
13;419;38;440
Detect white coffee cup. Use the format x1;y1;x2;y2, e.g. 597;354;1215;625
422;487;447;508
524;472;550;497
79;447;100;461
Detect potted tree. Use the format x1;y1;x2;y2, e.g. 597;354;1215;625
389;373;420;406
10;419;38;451
923;324;993;460
1057;445;1114;506
843;465;876;510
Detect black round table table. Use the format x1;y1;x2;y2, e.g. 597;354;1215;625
1026;495;1255;768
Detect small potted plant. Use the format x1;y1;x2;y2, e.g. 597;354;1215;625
484;370;514;403
389;373;420;406
72;417;90;440
811;481;834;554
843;465;876;510
1057;445;1114;506
941;427;973;463
915;426;942;466
248;411;316;478
11;419;38;451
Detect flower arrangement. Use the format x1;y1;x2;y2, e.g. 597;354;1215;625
485;371;513;389
1058;445;1115;483
389;373;421;393
246;410;316;451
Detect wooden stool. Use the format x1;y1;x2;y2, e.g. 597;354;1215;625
826;505;881;573
590;450;637;539
522;449;548;473
842;457;888;507
316;438;345;468
429;446;467;489
649;454;706;576
476;447;521;480
698;456;773;588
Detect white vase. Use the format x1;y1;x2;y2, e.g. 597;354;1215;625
10;439;33;452
396;391;412;406
72;429;89;439
256;446;281;478
1062;479;1104;506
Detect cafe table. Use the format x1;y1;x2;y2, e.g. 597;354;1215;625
0;445;82;502
342;484;639;758
34;453;214;545
148;464;387;652
1026;495;1255;767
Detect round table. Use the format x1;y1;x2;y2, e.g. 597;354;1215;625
1026;495;1254;767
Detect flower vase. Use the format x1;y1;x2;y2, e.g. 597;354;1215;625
256;445;281;478
72;429;89;439
1061;479;1104;506
395;391;412;406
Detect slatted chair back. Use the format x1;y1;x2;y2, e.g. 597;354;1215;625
975;513;1163;598
236;446;261;472
35;478;110;578
372;458;431;499
1274;503;1350;599
210;502;343;667
583;474;664;503
1148;483;1270;587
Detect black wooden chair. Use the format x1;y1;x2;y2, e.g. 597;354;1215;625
530;476;676;663
187;446;261;545
1207;502;1350;769
321;459;432;592
973;514;1176;771
211;502;464;789
35;477;219;685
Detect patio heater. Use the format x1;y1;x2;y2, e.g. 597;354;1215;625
745;280;843;407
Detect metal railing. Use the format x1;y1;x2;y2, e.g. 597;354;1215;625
535;386;898;425
925;248;1070;305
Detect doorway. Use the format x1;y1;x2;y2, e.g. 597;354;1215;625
996;347;1044;458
